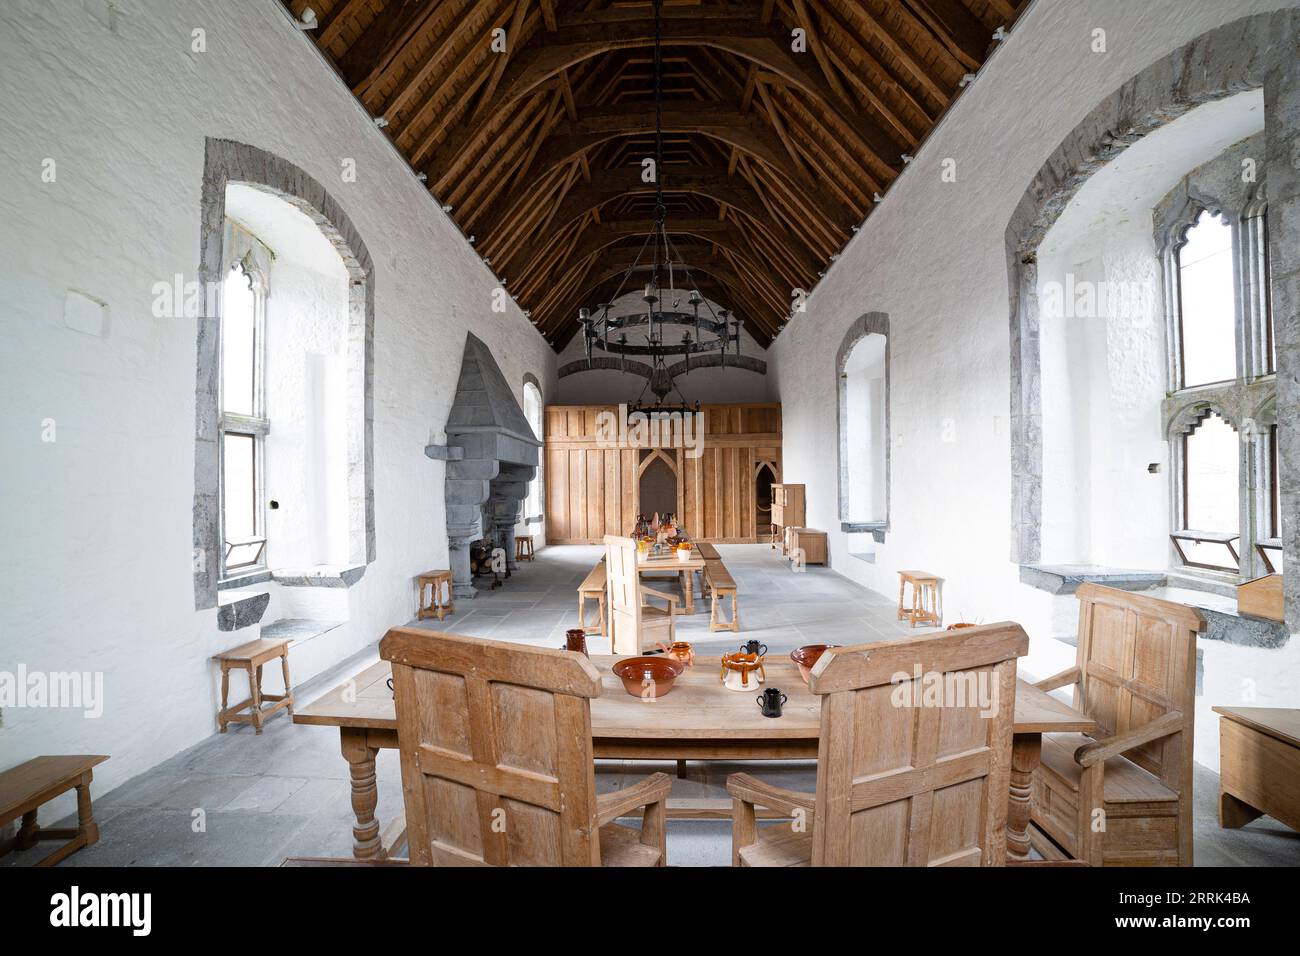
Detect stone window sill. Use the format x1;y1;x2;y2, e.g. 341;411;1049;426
271;564;367;588
1018;564;1166;595
841;521;887;543
216;588;270;632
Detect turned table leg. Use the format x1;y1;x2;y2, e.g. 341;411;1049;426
341;729;386;860
1007;733;1041;861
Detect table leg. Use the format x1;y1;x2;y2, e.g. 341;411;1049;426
683;570;694;615
341;729;386;860
76;774;100;848
1007;733;1041;861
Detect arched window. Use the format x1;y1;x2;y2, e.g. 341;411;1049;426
1171;410;1240;571
220;255;268;574
195;141;376;609
836;313;889;535
1161;190;1275;580
523;379;544;522
1175;210;1236;387
216;188;356;585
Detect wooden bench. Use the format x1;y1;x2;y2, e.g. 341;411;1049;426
214;638;294;734
0;755;108;866
577;561;607;636
704;558;740;632
694;542;719;596
1213;706;1300;832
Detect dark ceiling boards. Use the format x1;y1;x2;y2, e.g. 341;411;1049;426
284;0;1028;348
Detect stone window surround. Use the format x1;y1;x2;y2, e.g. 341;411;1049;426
1158;177;1275;584
1003;9;1300;623
194;138;376;611
522;371;545;525
835;312;889;542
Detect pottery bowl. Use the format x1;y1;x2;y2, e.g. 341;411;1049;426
613;656;685;698
790;644;841;684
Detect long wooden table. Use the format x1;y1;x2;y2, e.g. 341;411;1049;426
635;551;706;614
294;655;1093;861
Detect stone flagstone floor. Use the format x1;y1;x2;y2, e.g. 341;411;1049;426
6;545;1298;866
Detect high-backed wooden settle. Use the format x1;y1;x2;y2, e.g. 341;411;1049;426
1031;584;1205;866
544;403;781;543
727;623;1028;866
380;628;671;866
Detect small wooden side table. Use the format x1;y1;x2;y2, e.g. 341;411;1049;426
516;535;535;562
416;569;454;620
214;638;294;734
0;755;109;867
1213;706;1300;832
897;570;942;627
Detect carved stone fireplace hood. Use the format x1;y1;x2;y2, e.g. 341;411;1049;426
433;333;541;597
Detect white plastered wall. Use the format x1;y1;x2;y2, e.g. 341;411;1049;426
0;0;558;802
768;0;1300;765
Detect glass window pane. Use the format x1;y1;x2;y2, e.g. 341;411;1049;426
1184;411;1238;533
1178;212;1236;387
222;265;256;416
1175;537;1238;572
223;432;256;541
225;541;264;570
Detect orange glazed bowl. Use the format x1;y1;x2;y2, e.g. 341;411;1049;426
612;656;685;699
790;644;841;684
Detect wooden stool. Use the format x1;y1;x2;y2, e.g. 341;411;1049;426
417;569;454;620
515;534;535;562
897;570;942;627
0;755;108;867
214;638;294;734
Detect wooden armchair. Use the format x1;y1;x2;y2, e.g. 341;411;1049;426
380;628;672;866
727;622;1028;866
1030;584;1205;866
604;534;678;655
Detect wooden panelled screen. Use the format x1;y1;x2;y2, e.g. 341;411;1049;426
544;404;782;544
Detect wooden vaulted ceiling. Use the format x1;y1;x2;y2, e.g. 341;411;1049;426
283;0;1029;349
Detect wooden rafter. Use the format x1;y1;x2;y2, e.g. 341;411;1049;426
283;0;1029;347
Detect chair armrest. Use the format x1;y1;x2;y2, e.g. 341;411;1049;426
596;772;673;826
1033;666;1081;693
640;586;679;609
1073;711;1185;768
725;772;816;816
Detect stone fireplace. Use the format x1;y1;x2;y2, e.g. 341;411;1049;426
434;333;540;598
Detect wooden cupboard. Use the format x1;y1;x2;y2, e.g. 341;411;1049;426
542;404;782;544
770;483;805;549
